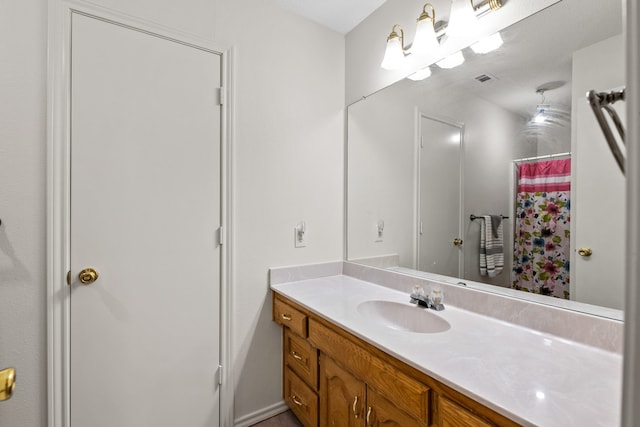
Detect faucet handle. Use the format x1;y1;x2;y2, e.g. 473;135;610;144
410;285;430;306
429;287;445;311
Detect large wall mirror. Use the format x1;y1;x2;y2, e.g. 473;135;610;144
347;0;624;319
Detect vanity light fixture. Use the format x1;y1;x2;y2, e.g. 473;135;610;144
380;24;407;70
436;51;465;69
470;32;503;54
410;4;439;56
380;0;503;71
407;67;432;81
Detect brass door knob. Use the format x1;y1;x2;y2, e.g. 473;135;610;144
578;247;593;257
78;268;99;285
0;368;16;401
453;238;463;246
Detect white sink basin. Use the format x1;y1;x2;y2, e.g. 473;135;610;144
357;300;451;334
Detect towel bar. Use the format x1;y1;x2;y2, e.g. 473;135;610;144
587;88;625;174
470;214;508;221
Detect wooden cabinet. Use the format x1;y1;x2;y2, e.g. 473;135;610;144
285;328;318;389
366;387;426;427
320;354;419;427
438;396;494;427
320;354;365;426
273;293;520;427
284;366;318;426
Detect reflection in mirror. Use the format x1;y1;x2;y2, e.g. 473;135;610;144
347;0;624;318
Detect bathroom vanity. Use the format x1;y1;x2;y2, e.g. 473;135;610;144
270;266;622;427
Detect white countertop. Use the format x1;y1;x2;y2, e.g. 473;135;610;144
271;274;622;427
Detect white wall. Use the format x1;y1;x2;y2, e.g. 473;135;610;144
0;0;344;425
213;1;344;422
345;0;561;104
348;81;417;268
0;1;47;426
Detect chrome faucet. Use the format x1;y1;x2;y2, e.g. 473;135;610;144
409;285;445;311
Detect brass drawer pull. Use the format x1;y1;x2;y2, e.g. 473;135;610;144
366;407;373;426
281;314;293;321
292;351;303;361
352;395;359;418
291;395;304;406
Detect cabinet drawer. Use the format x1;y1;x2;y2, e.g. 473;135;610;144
274;295;308;337
439;396;494;427
309;319;430;424
284;367;318;427
285;328;318;389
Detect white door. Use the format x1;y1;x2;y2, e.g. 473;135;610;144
70;13;222;426
572;35;625;310
417;115;463;276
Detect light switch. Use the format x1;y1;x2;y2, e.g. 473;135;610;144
294;221;306;248
375;220;384;242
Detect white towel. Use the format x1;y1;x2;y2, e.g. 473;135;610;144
480;215;504;277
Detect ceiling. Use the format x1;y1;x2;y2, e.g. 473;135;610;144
270;0;386;34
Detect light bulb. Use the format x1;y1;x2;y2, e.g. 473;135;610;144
411;9;439;56
445;0;478;41
381;30;406;70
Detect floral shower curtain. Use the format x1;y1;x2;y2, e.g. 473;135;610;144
512;158;571;299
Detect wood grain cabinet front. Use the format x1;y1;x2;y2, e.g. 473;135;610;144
438;395;495;427
284;366;318;427
284;328;318;389
320;354;424;427
274;296;308;338
319;354;366;426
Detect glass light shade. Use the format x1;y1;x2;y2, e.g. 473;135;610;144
471;32;503;54
381;36;406;70
407;67;432;81
534;112;546;123
436;51;465;69
445;0;478;41
411;18;439;56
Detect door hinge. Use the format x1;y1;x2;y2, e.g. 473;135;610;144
216;226;225;247
217;87;225;106
216;364;223;386
66;270;71;286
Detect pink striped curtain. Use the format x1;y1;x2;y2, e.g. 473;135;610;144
512;158;571;299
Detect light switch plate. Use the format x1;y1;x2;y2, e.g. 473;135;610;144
294;222;306;248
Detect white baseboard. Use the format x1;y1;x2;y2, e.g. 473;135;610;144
234;401;289;427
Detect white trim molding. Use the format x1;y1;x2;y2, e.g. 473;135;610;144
46;2;234;426
623;0;640;425
233;401;289;427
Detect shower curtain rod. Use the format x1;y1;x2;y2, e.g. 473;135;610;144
512;152;572;164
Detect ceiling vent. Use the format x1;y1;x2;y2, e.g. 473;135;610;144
474;73;499;83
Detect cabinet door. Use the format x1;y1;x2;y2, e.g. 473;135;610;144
320;354;366;427
366;388;425;427
439;396;494;427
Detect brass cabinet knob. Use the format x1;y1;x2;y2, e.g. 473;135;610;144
578;247;593;257
453;238;463;246
78;268;99;285
0;368;16;401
